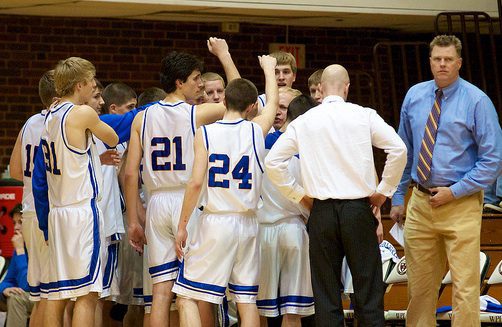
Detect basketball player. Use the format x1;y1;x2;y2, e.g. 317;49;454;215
124;44;239;326
258;51;297;109
172;55;278;327
256;95;318;325
95;82;137;326
9;70;58;327
32;57;119;327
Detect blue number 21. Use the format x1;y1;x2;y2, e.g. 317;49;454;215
208;154;252;189
151;136;186;171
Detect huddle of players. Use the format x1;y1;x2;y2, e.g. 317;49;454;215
10;36;325;327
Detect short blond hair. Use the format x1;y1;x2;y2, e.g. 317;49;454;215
430;35;462;57
270;51;297;73
54;57;96;97
202;72;225;88
279;86;302;98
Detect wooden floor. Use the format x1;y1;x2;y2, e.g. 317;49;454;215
380;212;502;310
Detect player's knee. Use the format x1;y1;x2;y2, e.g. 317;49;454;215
175;296;196;311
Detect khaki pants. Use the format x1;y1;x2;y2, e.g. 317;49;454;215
404;187;483;327
6;291;34;327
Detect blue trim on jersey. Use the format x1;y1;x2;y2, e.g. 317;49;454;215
191;105;196;136
158;101;184;107
39;155;102;295
279;295;314;306
175;260;226;297
133;288;143;298
29;285;41;297
216;119;244;125
61;105;87;155
202;125;209;151
50;102;72;114
110;233;122;242
221;296;230;327
32;139;49;241
257;296;314;311
258;95;266;108
228;283;258;296
141;107;149;148
103;243;119;290
251;124;264;173
143;295;152;306
149;260;179;278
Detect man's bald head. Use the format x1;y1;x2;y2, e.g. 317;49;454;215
321;64;350;100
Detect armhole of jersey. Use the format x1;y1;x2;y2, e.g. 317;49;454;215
259;95;266;108
20;118;31;140
202;125;209;151
61;105;88;155
251;123;264;173
140;108;148;149
191;105;196;136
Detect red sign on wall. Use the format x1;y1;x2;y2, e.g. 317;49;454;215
269;43;306;69
0;185;23;258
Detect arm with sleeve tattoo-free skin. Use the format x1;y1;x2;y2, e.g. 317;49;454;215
124;112;147;253
207;37;240;83
175;129;208;259
252;55;279;137
9;130;23;181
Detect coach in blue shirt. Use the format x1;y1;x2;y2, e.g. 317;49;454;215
390;35;502;326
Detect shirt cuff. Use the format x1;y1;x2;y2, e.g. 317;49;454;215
287;185;306;204
449;182;466;199
391;193;405;206
376;180;398;198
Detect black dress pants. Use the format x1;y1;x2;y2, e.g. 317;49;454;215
307;198;384;327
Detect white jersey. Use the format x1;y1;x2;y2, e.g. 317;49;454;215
257;154;308;224
258;93;266;109
201;119;265;213
21;110;47;216
41;101;103;207
96;140;127;238
141;101;197;193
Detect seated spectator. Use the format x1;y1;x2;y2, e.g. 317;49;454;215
0;204;33;327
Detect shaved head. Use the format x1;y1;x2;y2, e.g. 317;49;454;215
321;64;350;100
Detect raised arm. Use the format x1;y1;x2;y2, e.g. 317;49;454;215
124;112;146;253
252;55;278;136
207;37;240;83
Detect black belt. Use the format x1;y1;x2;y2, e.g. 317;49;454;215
415;183;451;195
416;184;433;195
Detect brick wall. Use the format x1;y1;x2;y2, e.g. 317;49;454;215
1;14;430;172
2;13;501;174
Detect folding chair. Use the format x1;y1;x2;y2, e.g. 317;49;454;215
436;251;490;321
343;256;397;322
479;259;502;324
384;256;409;322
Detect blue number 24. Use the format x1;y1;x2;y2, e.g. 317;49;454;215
208;154;252;189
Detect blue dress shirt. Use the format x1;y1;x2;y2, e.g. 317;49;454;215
392;77;502;206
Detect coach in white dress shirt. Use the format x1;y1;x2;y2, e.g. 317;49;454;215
265;64;407;326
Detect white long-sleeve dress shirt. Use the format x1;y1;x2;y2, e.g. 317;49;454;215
265;95;407;202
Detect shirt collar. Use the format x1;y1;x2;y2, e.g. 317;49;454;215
434;77;460;100
322;95;345;104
